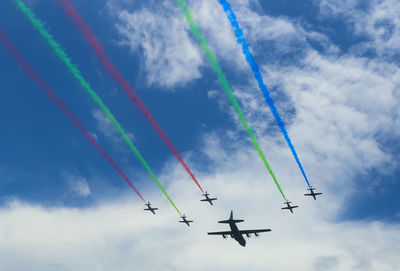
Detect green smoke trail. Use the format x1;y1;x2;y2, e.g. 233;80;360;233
13;0;181;215
176;0;287;200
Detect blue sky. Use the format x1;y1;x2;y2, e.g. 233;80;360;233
0;0;399;270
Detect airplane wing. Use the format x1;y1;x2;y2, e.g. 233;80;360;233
239;229;271;235
304;192;322;196
207;231;233;235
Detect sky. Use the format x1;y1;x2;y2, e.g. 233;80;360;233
0;0;399;270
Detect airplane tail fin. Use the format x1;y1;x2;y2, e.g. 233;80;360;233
218;210;244;224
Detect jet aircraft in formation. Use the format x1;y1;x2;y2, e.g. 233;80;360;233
281;200;298;213
179;214;194;227
304;186;322;200
200;191;217;206
144;201;158;215
208;211;271;247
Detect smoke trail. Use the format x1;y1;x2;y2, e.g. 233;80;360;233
176;0;287;200
13;0;181;215
0;28;145;202
59;0;205;193
218;0;311;187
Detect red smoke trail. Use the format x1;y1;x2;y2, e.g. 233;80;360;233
0;28;146;203
60;0;205;193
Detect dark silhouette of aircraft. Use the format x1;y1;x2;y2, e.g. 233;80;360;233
281;200;298;213
179;214;193;227
208;211;271;247
200;191;217;206
304;186;322;200
143;201;158;214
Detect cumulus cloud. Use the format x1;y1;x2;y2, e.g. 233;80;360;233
0;145;399;270
255;52;399;181
66;174;92;197
92;109;135;151
113;2;204;88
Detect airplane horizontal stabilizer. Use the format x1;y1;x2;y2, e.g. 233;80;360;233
218;219;244;224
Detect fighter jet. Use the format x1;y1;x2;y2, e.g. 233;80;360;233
179;214;193;227
304;186;322;200
200;191;217;206
208;211;271;247
143;201;158;214
281;200;298;213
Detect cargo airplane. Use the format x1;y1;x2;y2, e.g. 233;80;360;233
208;211;271;247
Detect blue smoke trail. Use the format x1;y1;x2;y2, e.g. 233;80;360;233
219;0;311;187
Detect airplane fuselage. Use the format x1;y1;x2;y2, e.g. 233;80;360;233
229;222;246;247
311;194;317;200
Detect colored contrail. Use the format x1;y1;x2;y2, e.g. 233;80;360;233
13;0;181;215
0;28;145;202
218;0;311;188
59;0;205;194
176;0;287;200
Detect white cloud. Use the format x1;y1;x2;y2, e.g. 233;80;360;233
258;52;399;177
0;149;399;270
109;0;336;90
317;0;360;18
92;109;135;151
66;174;92;197
113;2;204;88
317;0;400;59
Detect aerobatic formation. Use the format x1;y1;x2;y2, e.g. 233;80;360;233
1;0;322;246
